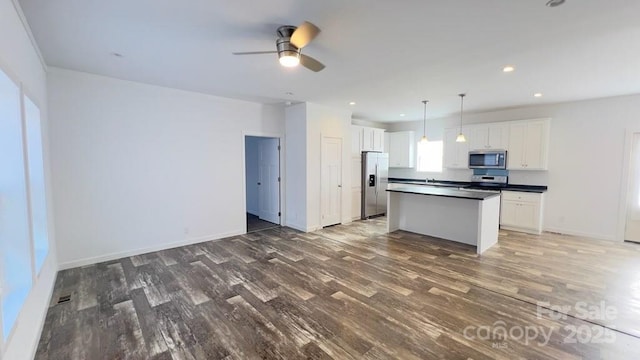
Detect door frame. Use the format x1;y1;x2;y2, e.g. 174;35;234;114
320;135;343;227
241;132;284;234
616;128;640;242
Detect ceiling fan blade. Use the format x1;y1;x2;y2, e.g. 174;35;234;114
232;51;277;55
290;21;320;48
300;54;325;72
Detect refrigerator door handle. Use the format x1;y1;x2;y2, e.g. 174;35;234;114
374;164;378;194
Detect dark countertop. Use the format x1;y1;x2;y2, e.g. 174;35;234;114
386;185;501;200
388;178;547;193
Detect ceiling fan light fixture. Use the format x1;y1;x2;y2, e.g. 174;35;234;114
277;36;301;67
279;53;300;67
233;21;324;72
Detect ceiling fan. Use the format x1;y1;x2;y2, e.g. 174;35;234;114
233;21;325;72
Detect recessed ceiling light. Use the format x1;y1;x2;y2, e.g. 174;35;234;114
502;65;515;73
534;93;543;97
546;0;565;7
349;101;356;105
399;114;406;117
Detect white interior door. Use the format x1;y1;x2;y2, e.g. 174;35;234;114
625;133;640;242
321;137;342;227
258;138;280;224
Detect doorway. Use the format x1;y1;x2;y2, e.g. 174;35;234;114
245;136;281;233
321;137;343;227
625;132;640;243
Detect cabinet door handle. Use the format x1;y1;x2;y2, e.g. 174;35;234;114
258;182;261;185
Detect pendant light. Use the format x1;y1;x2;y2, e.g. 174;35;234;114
456;93;467;143
419;100;429;144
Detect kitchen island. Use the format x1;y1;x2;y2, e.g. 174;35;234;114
386;184;501;254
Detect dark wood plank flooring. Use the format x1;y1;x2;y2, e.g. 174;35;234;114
35;218;640;359
247;213;279;233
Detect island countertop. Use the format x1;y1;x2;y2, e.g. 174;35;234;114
386;184;500;200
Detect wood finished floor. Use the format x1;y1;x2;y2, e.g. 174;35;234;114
246;213;279;233
35;218;640;359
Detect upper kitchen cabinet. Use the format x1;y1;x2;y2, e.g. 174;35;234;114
388;131;415;168
468;123;509;151
362;127;385;152
507;118;550;170
444;127;470;169
352;125;385;156
351;125;364;156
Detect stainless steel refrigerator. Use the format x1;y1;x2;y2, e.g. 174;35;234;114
361;151;389;219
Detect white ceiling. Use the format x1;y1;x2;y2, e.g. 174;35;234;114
18;0;640;122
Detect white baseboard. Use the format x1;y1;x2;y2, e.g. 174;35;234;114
284;221;307;232
58;230;245;270
542;226;617;242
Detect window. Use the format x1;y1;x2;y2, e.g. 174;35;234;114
0;68;49;343
0;68;32;341
24;95;49;273
417;141;443;172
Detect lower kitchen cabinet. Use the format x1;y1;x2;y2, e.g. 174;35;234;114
500;191;544;234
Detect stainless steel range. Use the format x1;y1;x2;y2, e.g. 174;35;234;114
466;175;508;193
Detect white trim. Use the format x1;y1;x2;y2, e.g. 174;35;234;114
57;230;244;270
320;134;344;227
616;128;640;242
9;0;48;72
284;222;307;232
19;83;38;283
241;131;285;234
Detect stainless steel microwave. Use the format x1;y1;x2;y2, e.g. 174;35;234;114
468;150;507;169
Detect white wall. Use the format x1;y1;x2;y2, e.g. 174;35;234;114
306;103;352;230
387;94;640;241
244;136;260;215
48;68;284;269
284;102;352;231
0;0;57;359
284;103;308;231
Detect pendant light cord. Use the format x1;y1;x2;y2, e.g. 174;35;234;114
459;93;465;132
422;100;428;138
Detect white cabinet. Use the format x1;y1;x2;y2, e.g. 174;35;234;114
500;191;544;234
507;119;550;170
443;127;469;169
383;132;390;153
351;156;362;220
362;127;385;152
469;123;509;150
388;131;415;168
372;128;385;151
351;125;363;156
